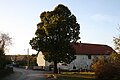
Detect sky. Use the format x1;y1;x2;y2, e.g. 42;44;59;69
0;0;120;55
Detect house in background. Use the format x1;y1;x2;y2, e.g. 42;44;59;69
37;52;52;70
6;55;28;67
37;43;116;71
7;54;37;68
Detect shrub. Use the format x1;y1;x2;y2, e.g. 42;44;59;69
92;53;120;80
95;62;120;80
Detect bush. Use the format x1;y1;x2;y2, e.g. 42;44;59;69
0;56;7;69
94;62;120;80
0;67;13;78
92;53;120;80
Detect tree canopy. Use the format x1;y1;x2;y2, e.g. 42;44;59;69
30;4;80;73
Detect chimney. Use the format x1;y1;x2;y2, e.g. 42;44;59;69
80;41;81;43
79;41;82;47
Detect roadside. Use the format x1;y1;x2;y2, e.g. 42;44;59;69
1;67;96;80
1;67;52;80
46;72;95;80
1;71;22;80
0;67;14;79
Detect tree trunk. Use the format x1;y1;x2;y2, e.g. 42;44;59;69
53;61;58;74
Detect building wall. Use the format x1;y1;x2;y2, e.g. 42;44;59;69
37;52;53;70
37;52;45;66
59;55;109;70
69;55;92;70
37;52;109;71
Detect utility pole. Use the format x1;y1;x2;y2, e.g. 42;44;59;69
27;48;29;69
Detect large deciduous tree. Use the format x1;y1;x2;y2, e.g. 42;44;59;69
30;4;80;73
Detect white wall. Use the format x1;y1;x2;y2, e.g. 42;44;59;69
59;55;109;70
37;52;109;71
59;55;92;70
70;55;93;70
37;52;53;69
37;52;45;66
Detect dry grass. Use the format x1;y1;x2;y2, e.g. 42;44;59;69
46;72;95;80
61;72;95;78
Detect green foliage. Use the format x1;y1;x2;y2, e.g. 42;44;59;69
92;53;120;80
30;4;80;73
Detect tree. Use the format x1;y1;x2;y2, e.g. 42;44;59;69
113;36;120;53
113;27;120;53
0;32;12;53
30;4;80;73
94;27;120;79
0;32;12;69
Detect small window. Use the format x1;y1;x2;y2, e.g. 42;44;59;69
88;55;91;59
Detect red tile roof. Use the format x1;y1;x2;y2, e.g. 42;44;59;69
72;43;116;55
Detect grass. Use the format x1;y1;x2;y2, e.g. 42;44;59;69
47;72;95;80
58;76;95;80
60;72;95;78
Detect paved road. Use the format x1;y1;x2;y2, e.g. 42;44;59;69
1;67;53;80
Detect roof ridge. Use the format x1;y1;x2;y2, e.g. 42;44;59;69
73;42;116;55
80;43;108;46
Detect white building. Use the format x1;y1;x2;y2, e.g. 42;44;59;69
37;43;116;71
37;52;53;70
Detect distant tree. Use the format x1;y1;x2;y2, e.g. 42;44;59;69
0;47;5;69
16;55;28;66
29;54;38;66
113;37;120;53
30;4;80;73
93;27;120;79
113;27;120;53
0;32;12;53
0;32;12;69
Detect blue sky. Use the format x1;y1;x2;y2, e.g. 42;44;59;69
0;0;120;55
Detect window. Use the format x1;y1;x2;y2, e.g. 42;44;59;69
62;63;67;66
88;55;91;59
